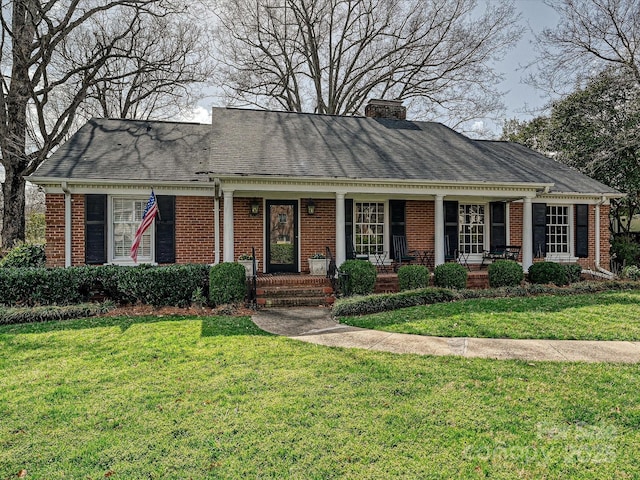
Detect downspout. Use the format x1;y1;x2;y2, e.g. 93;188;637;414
594;196;615;279
61;181;72;267
212;177;221;265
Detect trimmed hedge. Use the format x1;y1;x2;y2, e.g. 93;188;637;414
115;264;210;307
397;265;429;291
333;281;640;317
433;262;468;289
0;264;211;307
332;288;456;317
209;262;247;306
488;260;524;288
339;260;377;296
528;261;568;286
0;303;114;325
0;267;89;306
0;243;46;268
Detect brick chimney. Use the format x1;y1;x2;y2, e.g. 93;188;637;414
364;99;406;120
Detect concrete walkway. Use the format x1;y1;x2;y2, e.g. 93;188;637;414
252;307;640;363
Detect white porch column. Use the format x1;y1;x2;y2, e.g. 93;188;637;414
223;189;234;262
214;196;220;264
335;192;346;265
522;196;533;270
434;194;445;266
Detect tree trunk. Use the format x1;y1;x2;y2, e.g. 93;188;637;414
0;0;35;249
1;164;26;249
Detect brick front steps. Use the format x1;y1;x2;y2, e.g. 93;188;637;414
254;270;490;308
255;275;334;308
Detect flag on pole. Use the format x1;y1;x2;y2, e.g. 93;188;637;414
130;190;159;263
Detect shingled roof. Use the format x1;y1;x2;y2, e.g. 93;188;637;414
31;107;619;196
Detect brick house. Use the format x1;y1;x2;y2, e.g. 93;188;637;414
30;100;621;277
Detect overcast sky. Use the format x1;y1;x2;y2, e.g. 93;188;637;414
496;0;559;124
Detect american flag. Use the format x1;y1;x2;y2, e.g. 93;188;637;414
130;190;159;263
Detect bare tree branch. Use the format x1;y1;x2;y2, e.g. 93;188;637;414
0;0;215;248
528;0;640;94
211;0;522;127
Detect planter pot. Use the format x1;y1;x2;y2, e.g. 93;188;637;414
308;258;327;276
238;260;259;277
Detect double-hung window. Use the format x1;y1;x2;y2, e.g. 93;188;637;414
546;205;570;254
112;197;153;262
355;202;385;255
459;204;485;254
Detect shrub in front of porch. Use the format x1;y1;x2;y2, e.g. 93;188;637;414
564;263;583;283
0;243;46;268
398;265;429;291
488;260;524;288
209;262;247;306
339;259;377;296
433;263;467;289
528;261;569;286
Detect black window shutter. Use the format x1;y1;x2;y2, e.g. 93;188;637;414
444;201;458;259
155;195;175;263
575;204;589;258
533;203;547;258
85;194;107;264
389;200;406;260
344;198;353;255
490;202;506;251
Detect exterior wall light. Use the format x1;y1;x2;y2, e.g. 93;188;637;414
307;199;316;215
250;199;260;216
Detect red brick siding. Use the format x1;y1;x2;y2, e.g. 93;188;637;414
45;193;614;272
405;200;435;250
175;196;215;264
45;194;65;267
508;202;523;262
300;199;336;272
232;197;264;263
71;194;85;265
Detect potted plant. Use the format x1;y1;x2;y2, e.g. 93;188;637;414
238;253;258;276
308;252;327;276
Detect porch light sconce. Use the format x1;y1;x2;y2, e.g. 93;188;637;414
307;199;316;215
250;199;260;216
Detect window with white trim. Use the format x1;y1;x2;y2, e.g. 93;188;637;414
112;198;153;262
459;204;485;254
546;205;569;254
355;202;384;255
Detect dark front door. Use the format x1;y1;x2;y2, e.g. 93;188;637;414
266;200;298;273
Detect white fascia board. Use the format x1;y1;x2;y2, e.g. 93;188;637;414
535;193;623;205
28;177;215;196
220;176;552;198
35;175;599;201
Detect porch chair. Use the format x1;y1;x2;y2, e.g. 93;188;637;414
346;234;369;261
392;235;417;271
444;235;457;262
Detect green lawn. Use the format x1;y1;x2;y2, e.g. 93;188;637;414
1;314;640;478
340;290;640;340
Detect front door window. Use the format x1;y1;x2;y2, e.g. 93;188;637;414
266;201;298;273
